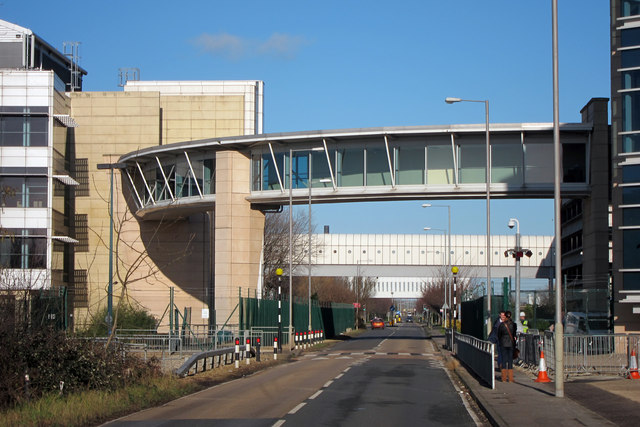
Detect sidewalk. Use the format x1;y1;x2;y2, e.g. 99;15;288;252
428;328;640;426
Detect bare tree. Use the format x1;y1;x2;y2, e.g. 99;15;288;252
86;178;196;346
262;208;311;297
419;265;479;322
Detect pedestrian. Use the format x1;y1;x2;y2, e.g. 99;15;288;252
489;310;505;368
497;310;517;382
520;311;529;333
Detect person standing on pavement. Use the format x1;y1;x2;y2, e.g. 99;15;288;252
497;310;517;382
489;310;505;369
520;311;529;333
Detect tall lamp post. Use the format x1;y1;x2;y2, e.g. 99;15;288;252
307;168;331;335
423;226;448;325
445;97;491;337
289;146;324;349
422;204;452;325
96;162;127;335
505;218;532;332
552;0;564;397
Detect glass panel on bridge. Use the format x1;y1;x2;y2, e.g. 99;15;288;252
524;138;554;184
426;144;454;184
395;144;425;185
366;146;392;186
337;147;364;187
459;141;486;184
311;150;332;187
261;152;284;190
491;134;523;184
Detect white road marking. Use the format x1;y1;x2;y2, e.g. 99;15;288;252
335;373;344;379
272;420;286;427
442;363;483;426
323;380;333;388
309;390;323;400
288;402;306;414
343;367;351;372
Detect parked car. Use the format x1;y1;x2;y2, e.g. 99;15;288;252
371;318;385;329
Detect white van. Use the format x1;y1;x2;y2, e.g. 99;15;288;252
564;312;609;335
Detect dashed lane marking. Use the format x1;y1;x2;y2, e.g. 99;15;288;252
288;402;306;414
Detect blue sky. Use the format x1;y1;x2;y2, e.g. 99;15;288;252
3;0;610;236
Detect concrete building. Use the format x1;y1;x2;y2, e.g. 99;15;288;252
0;19;85;328
0;14;621;333
611;0;640;332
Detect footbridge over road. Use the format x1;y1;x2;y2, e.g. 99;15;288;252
289;233;554;300
114;99;607;326
120;122;594;220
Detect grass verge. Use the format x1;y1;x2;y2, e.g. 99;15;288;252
0;358;286;427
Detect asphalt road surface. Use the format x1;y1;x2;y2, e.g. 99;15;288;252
105;323;480;426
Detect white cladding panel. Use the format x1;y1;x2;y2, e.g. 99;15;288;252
312;233;553;269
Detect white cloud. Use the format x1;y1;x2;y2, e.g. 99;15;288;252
192;32;308;60
192;33;246;60
257;33;308;59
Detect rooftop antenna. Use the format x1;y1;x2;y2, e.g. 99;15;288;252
63;41;81;92
118;68;140;87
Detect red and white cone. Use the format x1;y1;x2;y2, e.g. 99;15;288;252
628;349;640;379
535;350;551;383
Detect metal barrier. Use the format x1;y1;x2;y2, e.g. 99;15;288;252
516;332;640;377
454;332;495;389
175;347;236;377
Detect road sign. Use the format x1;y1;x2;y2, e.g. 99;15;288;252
442;303;450;310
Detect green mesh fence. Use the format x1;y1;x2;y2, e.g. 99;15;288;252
461;288;611;340
239;295;355;338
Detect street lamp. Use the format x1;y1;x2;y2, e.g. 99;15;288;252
308;171;331;336
288;146;324;350
96;161;127;335
445;97;491;337
505;218;532;332
423;226;448;326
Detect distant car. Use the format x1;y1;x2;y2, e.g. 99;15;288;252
371;318;385;329
406;315;413;323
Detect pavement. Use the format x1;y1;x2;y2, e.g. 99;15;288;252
428;327;640;426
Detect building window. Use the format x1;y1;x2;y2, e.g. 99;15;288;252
623;0;640;17
622;69;640;89
623;186;640;205
623;229;640;269
0;115;48;147
623;207;640;226
0;229;47;269
0;176;48;208
623;27;640;47
622;49;640;69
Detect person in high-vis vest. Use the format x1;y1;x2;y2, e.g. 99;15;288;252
520;311;529;333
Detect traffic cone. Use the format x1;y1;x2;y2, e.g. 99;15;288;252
628;349;640;379
535;350;551;383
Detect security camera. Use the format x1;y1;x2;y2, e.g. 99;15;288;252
508;219;516;229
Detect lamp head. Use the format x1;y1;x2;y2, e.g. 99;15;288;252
508;218;517;229
422;203;431;208
445;97;461;104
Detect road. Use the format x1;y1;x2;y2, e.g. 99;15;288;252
105;323;481;426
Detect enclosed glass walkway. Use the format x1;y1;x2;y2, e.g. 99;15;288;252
119;123;592;218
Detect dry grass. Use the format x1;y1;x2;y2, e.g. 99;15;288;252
0;358;286;427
